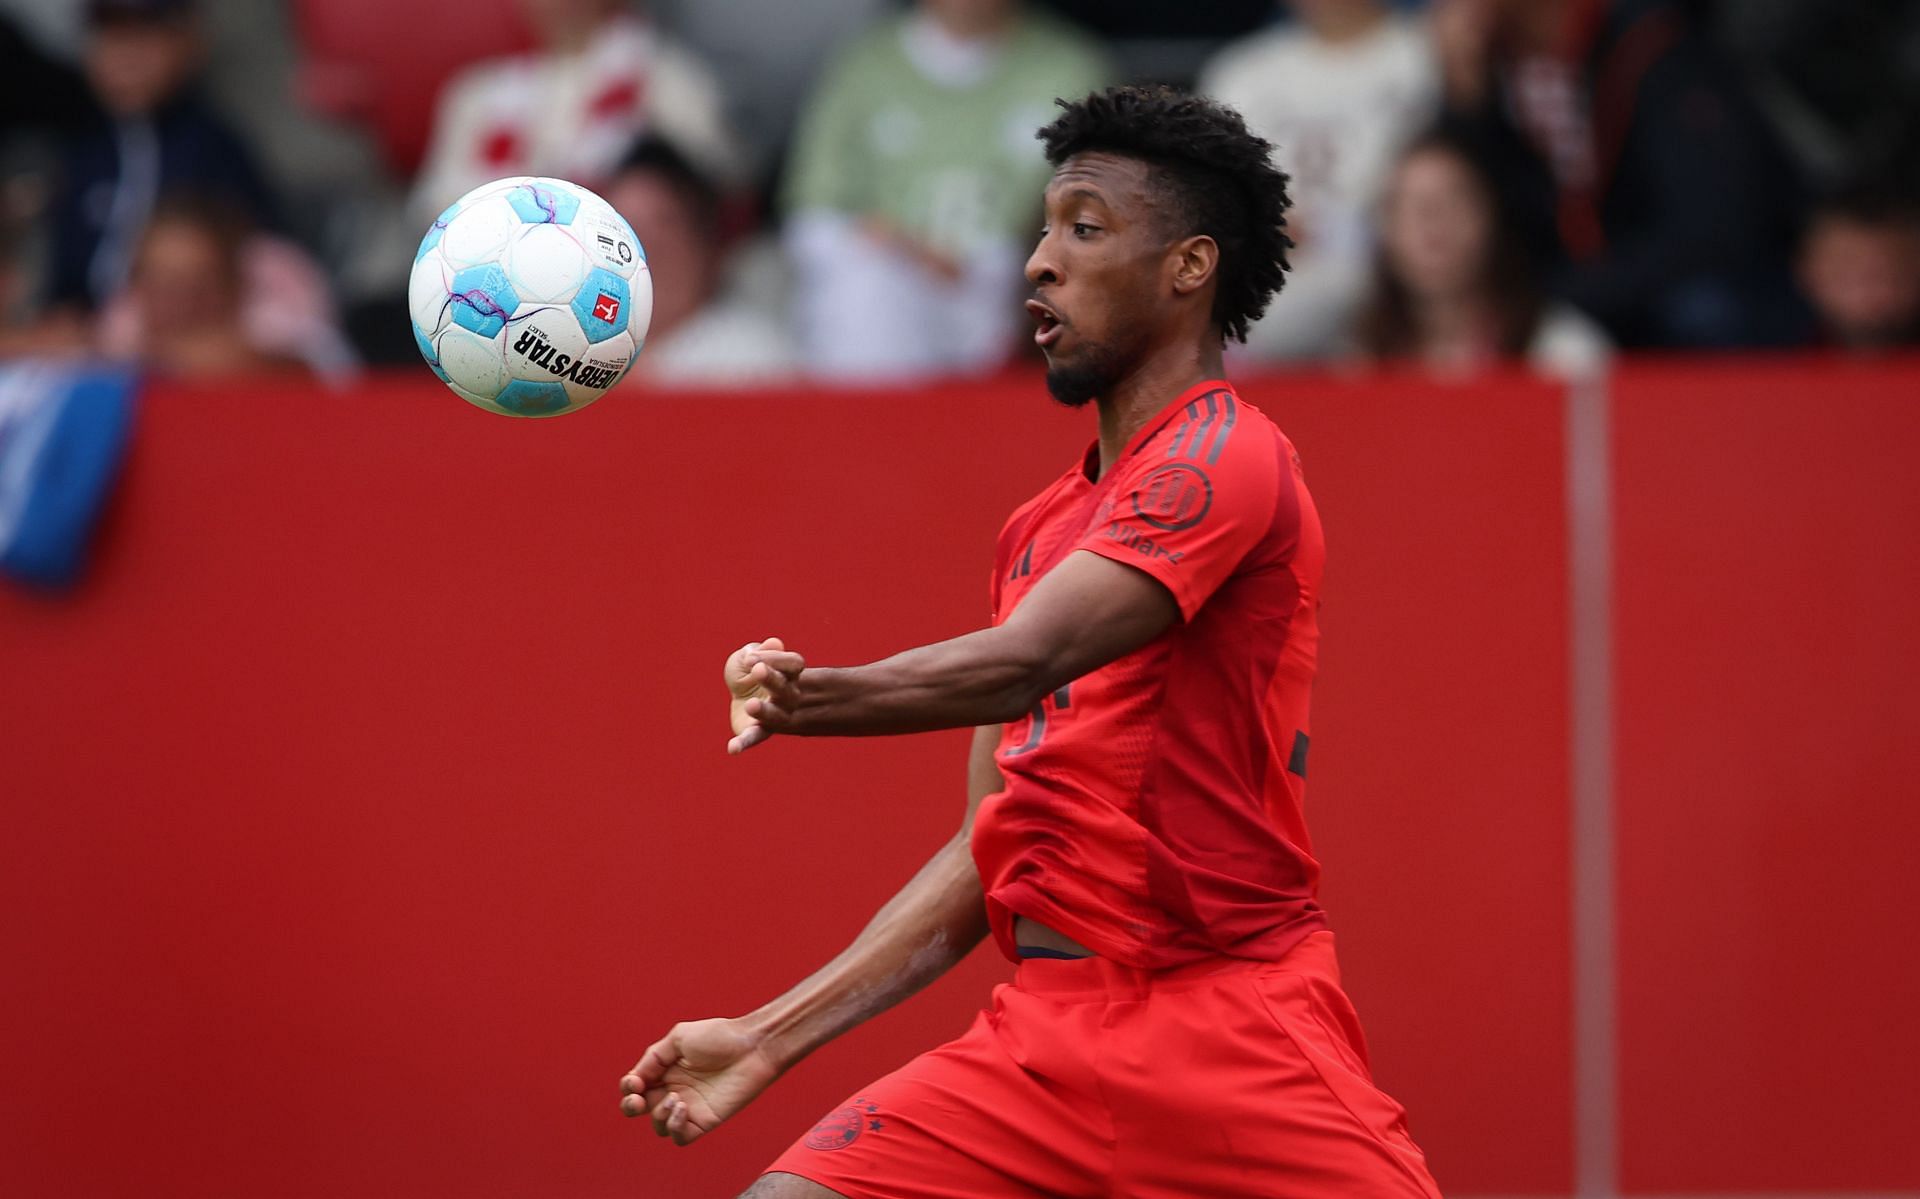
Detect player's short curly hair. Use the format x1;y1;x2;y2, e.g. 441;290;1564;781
1038;85;1292;345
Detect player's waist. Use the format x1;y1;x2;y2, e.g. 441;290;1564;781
1011;928;1341;998
1013;915;1096;960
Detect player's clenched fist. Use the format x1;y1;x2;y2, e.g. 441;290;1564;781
619;1018;784;1146
725;637;805;754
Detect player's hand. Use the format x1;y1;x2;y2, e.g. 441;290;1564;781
618;1017;784;1146
724;637;805;754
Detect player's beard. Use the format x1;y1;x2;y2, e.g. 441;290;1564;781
1045;340;1127;409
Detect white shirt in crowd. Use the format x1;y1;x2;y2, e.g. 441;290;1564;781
409;15;741;223
1529;303;1613;380
1201;13;1439;361
631;238;798;387
636;299;798;388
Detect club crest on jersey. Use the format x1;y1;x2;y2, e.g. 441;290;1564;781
804;1098;882;1151
1132;462;1212;532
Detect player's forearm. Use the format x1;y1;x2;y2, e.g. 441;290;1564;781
741;834;988;1071
781;628;1051;737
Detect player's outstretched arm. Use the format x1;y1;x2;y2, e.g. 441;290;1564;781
619;724;1002;1145
729;550;1176;751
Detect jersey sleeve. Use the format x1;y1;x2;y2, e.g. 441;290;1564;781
989;505;1022;625
1075;405;1285;620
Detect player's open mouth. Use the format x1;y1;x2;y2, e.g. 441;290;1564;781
1026;300;1064;349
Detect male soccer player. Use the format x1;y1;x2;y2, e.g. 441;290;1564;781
620;85;1443;1198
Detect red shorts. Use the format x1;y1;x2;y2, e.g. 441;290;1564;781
766;931;1441;1198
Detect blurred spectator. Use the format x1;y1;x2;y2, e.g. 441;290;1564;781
1433;0;1803;349
0;16;93;143
1035;0;1274;83
1355;129;1611;378
96;193;355;380
0;0;82;53
0;209;36;336
2;17;93;346
1797;188;1920;354
410;0;742;223
1200;0;1438;361
1036;0;1275;39
42;0;279;327
601;136;796;386
647;0;889;181
1711;0;1920;198
783;0;1110;381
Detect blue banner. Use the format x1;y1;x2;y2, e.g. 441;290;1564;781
0;362;137;589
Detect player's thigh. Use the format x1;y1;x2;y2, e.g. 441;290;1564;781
764;994;1108;1199
738;1173;847;1199
1252;966;1440;1194
1114;949;1442;1197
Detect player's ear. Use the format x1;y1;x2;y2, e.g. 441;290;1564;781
1168;235;1219;298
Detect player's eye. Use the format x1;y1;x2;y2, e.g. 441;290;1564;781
1072;223;1099;237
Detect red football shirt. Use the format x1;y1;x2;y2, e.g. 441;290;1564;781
971;380;1328;969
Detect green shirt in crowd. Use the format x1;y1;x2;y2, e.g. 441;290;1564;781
784;12;1113;261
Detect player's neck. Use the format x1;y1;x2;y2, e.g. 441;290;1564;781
1091;342;1225;479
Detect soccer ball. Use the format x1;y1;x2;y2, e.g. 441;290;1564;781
409;176;652;418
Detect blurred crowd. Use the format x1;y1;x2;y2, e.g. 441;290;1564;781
1;0;1917;388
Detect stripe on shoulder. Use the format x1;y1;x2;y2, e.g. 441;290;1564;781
1165;388;1238;465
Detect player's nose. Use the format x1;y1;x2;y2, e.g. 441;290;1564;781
1025;237;1060;289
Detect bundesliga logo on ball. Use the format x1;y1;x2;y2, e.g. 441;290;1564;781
408;176;653;417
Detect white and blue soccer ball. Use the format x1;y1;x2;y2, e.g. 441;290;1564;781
409;176;652;418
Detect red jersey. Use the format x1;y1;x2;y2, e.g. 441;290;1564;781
971;380;1328;969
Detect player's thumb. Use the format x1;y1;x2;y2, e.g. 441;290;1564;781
636;1033;680;1085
